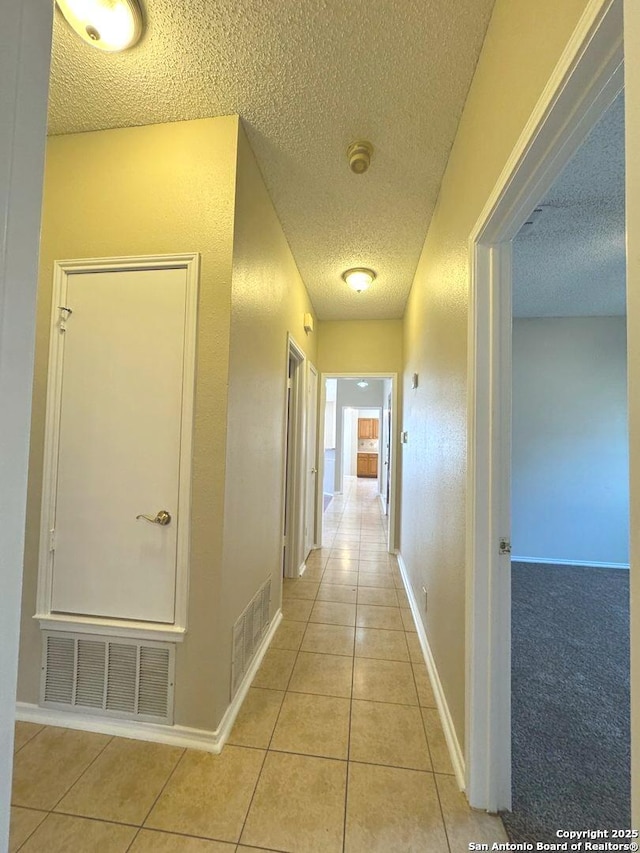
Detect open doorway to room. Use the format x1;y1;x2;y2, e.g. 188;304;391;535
318;373;398;555
343;406;381;489
505;92;630;839
465;0;633;821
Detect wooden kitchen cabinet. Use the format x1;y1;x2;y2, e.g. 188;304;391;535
358;418;379;439
357;452;378;478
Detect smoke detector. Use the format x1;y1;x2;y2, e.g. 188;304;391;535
347;141;373;174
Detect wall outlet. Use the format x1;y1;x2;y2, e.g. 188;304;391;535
422;585;428;611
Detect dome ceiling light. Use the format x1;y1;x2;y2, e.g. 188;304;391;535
342;268;376;293
56;0;143;52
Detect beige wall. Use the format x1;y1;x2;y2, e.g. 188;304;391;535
216;124;317;723
215;126;316;724
400;0;593;746
317;319;403;375
19;117;239;731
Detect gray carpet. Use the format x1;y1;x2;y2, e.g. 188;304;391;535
502;561;630;841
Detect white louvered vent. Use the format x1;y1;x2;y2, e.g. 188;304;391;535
231;576;272;698
41;632;174;724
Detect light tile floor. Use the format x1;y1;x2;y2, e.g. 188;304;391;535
10;478;506;852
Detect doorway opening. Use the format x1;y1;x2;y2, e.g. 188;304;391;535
318;373;398;554
466;0;626;816
343;406;381;488
505;91;629;838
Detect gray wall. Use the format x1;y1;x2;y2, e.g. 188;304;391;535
334;379;384;492
512;317;629;565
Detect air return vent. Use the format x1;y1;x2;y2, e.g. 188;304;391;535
41;632;174;724
231;576;272;698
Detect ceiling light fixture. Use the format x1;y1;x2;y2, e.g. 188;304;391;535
357;380;369;388
342;268;376;293
56;0;143;52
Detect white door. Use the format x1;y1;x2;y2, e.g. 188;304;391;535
50;266;189;623
304;363;318;555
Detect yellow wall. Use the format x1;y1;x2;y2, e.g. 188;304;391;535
20;117;239;731
400;0;593;746
215;124;317;723
317;319;403;375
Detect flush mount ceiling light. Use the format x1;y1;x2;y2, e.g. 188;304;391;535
342;268;376;293
357;380;369;388
56;0;143;52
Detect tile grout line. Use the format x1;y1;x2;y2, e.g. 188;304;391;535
126;744;187;849
43;728;115;815
234;734;272;848
340;522;363;853
237;555;325;851
433;768;455;853
12;725;44;757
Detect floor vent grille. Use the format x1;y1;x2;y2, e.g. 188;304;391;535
231;576;272;698
41;632;174;724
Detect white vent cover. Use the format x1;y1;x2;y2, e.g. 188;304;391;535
231;576;272;698
41;632;175;724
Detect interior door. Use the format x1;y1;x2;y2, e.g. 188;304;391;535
305;363;318;555
50;266;188;623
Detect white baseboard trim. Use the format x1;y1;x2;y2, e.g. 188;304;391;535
17;609;283;754
214;608;282;746
512;555;630;570
396;553;466;791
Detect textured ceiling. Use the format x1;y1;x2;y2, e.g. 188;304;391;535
47;0;496;320
513;94;625;318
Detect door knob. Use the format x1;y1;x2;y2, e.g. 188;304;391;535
136;510;172;526
311;467;318;474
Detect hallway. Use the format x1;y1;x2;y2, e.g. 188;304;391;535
10;479;505;852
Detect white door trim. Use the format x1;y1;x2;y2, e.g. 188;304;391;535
0;3;53;847
283;334;307;578
35;254;200;640
466;0;624;812
317;373;398;553
305;361;319;553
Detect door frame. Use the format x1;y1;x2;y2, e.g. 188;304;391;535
282;334;307;579
317;373;398;553
0;4;52;847
35;254;200;642
304;360;319;554
466;0;624;811
344;406;383;491
384;392;392;515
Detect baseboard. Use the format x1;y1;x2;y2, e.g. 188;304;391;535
214;609;283;746
512;555;629;570
16;609;283;753
396;553;466;791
